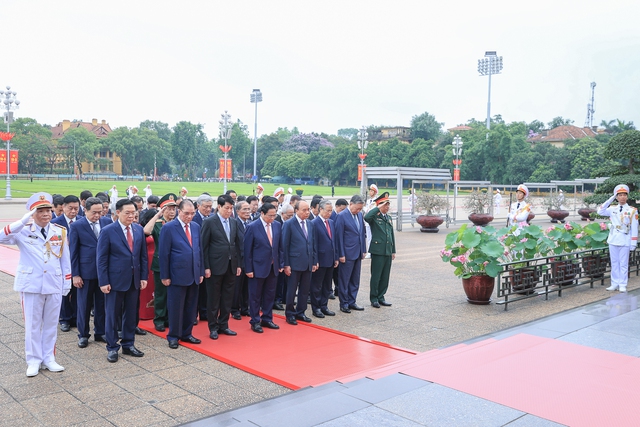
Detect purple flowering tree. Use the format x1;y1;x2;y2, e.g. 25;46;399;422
282;133;334;154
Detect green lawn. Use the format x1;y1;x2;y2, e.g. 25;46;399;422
4;179;382;199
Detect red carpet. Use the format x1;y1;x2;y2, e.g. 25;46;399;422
140;318;417;390
0;244;19;276
400;333;639;427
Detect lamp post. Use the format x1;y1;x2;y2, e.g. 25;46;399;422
0;86;20;200
250;89;262;183
357;126;368;196
219;110;233;193
477;51;503;133
452;134;463;181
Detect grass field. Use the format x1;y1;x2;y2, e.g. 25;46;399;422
4;180;397;199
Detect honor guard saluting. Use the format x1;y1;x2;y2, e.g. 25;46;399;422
507;184;531;230
363;184;379;259
0;193;71;377
598;184;638;292
364;192;395;308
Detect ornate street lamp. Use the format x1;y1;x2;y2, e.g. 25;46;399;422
452;134;463;181
357;126;368;196
0;86;20;200
250;89;262;184
477;51;503;133
219;110;233;193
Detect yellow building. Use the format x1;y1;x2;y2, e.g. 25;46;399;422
51;119;122;175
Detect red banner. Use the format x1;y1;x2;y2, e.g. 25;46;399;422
219;159;232;179
0;150;18;174
358;164;366;181
453;168;460;181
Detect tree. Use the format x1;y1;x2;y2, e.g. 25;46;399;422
410;111;443;142
282;133;334;154
60;128;100;176
170;121;208;179
139;120;172;142
227;120;254;178
600;119;635;135
104;127;171;175
567;137;613;179
547;116;574;129
7;118;51;174
527;120;545;133
605;130;640;174
337;128;358;140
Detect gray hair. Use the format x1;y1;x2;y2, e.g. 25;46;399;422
350;195;364;205
319;199;333;210
196;194;214;205
235;200;248;211
281;204;294;215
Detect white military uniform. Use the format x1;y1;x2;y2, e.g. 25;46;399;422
507;201;531;229
364;185;378;256
0;215;71;368
597;187;638;291
143;185;152;204
493;191;502;214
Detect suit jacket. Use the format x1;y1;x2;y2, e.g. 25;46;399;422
51;214;74;231
158;219;204;285
191;212;209;227
200;213;242;276
313;216;338;268
235;217;251;260
282;216;317;271
97;221;148;291
69;216;113;280
335;209;366;261
364;206;396;256
243;219;284;279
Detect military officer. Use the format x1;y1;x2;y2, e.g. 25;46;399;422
507;184;532;230
363;192;395;308
0;193;71;377
364;184;379;259
598;184;638;292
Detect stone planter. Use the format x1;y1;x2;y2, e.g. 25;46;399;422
416;215;443;233
468;213;494;227
527;212;535;224
296;190;304;196
578;208;596;221
547;210;570;223
462;275;494;305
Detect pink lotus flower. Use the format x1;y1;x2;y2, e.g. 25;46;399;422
520;238;528;243
451;256;458;262
575;233;583;239
546;227;555;233
564;223;573;230
457;254;468;263
476;226;483;233
600;222;608;231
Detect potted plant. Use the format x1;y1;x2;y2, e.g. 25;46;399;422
295;187;304;196
440;224;505;304
464;190;494;226
415;191;449;233
543;193;570;223
577;193;597;221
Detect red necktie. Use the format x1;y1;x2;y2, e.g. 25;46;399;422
126;226;133;252
325;219;332;238
185;224;192;246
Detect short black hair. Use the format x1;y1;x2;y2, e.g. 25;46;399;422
310;197;323;208
246;195;258;204
140;209;158;227
85;197;103;211
262;196;278;204
225;190;237;196
131;195;143;204
63;195;80;205
116;198;135;211
217;194;235;207
147;195;160;205
80;190;93;201
335;198;348;207
95;191;110;203
53;195;65;207
260;203;276;214
290;195;302;204
237;195;246;202
178;199;194;210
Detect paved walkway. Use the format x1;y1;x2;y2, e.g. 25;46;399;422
0;201;635;426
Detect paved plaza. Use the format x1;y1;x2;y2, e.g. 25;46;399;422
0;199;636;426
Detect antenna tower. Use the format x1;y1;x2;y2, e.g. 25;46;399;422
584;82;596;128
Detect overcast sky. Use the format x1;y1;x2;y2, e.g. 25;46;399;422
4;0;640;140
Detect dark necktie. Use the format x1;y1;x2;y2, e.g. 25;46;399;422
620;206;623;212
517;203;520;209
41;227;47;239
301;220;308;239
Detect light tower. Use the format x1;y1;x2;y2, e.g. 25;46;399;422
477;51;503;133
584;82;596;128
357;126;368;196
250;89;262;182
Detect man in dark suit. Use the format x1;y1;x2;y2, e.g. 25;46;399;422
159;199;204;349
330;198;349;299
310;200;338;318
201;194;242;339
52;195;81;332
282;200;318;325
97;199;148;363
231;201;252;320
244;203;284;333
364;192;395;308
69;197;112;348
192;193;214;320
78;190;93;217
335;195;366;313
273;202;293;310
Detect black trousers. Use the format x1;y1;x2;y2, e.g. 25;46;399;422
206;261;236;332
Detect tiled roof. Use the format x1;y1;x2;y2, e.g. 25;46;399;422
527;125;596;143
50;120;112;140
447;125;472;132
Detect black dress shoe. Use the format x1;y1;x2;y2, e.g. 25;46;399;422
260;321;280;329
273;303;285;311
296;314;312;323
193;319;198;325
312;310;325;318
379;301;392;307
241;310;250;317
231;313;242;320
60;322;71;332
371;301;380;308
349;304;364;311
94;334;107;343
135;327;147;335
122;346;144;357
321;308;336;316
219;328;237;336
209;331;219;340
340;307;351;314
107;350;118;363
328;294;336;300
251;324;264;333
180;335;201;344
78;337;89;348
286;317;298;325
154;324;165;332
168;340;179;349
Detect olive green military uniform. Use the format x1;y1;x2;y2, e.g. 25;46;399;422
152;219;168;328
364;206;395;304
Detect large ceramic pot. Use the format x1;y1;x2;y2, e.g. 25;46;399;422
462;275;494;305
527;212;535;224
416;215;443;233
578;208;596;221
547;210;570;223
468;213;494;227
582;254;609;278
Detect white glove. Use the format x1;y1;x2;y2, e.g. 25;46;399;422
62;279;71;296
21;209;36;225
602;194;617;209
